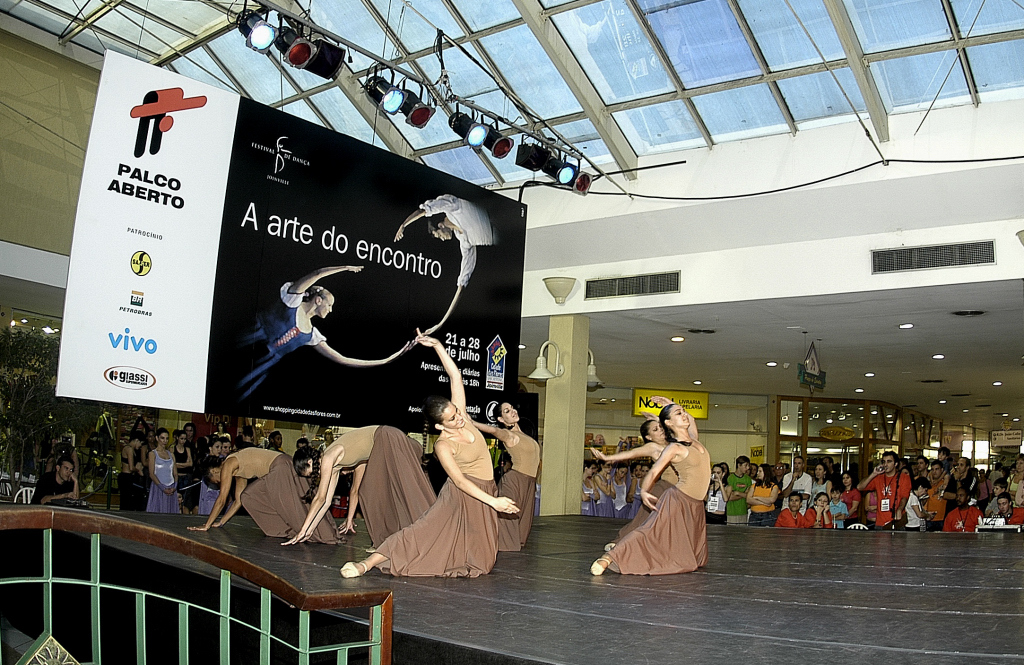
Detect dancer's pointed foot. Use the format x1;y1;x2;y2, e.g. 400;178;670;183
340;561;368;578
603;542;616;552
590;556;611;576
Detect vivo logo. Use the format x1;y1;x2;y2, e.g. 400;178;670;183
108;328;158;354
104;366;156;390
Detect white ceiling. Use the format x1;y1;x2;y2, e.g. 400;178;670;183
519;278;1024;431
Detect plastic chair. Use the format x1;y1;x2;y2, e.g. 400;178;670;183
14;487;34;504
846;522;868;530
0;480;11;499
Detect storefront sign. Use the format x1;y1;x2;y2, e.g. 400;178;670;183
633;388;709;419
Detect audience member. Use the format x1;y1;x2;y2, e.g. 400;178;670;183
705;463;727;525
937;446;953;474
612;464;631;518
745;463;778;527
839;472;861;525
774;494;809;528
943;487;983;533
172;429;196;515
985;478;1010;517
295;437;310;450
924;461;949;531
943;457;978;515
119;431;145;511
146;428;179;513
988;492;1024;525
593;462;616;517
809;462;832;503
989;462;1004;484
781;455;812;513
32;455;78;505
581;460;599;516
828;486;849;529
266;430;284;451
913;456;930;482
976;469;994;513
822;456;842;489
1008;455;1024;505
905;478;933;531
806;492;834;529
858;451;910;529
725;456;753;525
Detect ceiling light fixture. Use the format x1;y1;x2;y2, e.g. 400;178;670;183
766;361;777;367
693;380;702;385
670;336;685;343
932;354;945;360
993;381;1003;386
855;388;864;393
864;372;875;377
518;344;526;350
236;9;277;52
274;27;345;80
899;323;914;329
365;74;405;115
939;400;946;404
542;276;576;304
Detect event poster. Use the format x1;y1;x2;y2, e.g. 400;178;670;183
57;53;527;431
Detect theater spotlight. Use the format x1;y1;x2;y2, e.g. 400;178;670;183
397;87;436;129
449;112;489;148
275;27;345;80
542;154;578;186
573;171;593;195
365;75;405;115
237;10;276;53
481;126;514;159
515;143;552;171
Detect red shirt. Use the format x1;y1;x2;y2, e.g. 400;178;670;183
994;507;1024;525
775;509;805;528
943;505;984;532
804;506;834;529
863;471;911;527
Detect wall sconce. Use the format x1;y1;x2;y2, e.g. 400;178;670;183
543;277;576;304
527;341;564;381
587;349;602;389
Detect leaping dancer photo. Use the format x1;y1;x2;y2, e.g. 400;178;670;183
393;194;495;335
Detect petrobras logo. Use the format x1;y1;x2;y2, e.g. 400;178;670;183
104;366;156;390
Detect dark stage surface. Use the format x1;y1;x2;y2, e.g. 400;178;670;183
108;512;1024;664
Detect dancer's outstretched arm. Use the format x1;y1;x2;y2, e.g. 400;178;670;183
640;443;685;510
590;443;662;463
290;266;362;294
394;210;425;242
433;438;518;514
473;420;519;448
423;286;463;335
282;445;345;545
315;339;416;367
418;331;465;412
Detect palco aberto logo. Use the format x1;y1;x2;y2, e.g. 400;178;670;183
130;88;208;158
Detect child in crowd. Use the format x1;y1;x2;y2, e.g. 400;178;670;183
905;479;934;531
807;492;834;529
985;478;1010;517
828;486;849;529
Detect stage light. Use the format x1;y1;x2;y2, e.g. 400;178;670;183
237;10;276;53
481;126;514;159
542;154;577;185
449;112;489;148
515;143;551;171
398;90;435;129
365;75;404;115
573;171;593;195
275;28;345;80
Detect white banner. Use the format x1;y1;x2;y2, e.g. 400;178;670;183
57;52;239;411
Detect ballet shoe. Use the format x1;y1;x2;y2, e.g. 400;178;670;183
340;561;368;578
590;557;610;576
603;542;616;552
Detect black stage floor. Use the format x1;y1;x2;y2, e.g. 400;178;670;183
104;513;1024;664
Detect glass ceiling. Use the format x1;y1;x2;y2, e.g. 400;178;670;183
5;0;1024;185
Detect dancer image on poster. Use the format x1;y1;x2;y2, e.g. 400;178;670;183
473;403;540;552
591;401;711;576
339;330;518;578
236;266;414;401
188;447;336;543
282;425;436;549
393;194;494;335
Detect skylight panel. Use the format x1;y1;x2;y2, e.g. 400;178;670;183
310;0;400;72
93;5;188;56
613;101;706;155
737;0;844;70
479;25;583;118
843;0;951;54
416;46;501;100
367;0;464;54
125;0;224;36
777;68;866;121
448;0;521;31
690;84;789;141
637;0;761;88
306;88;377;144
949;0;1024;36
553;119;615;165
422;146;495;185
167;48;237;94
871;50;971;112
207;35;297;105
966;40;1024;102
283;100;325;127
552;0;673;104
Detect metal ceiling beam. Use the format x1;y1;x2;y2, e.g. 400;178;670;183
203;44;248;97
151;18;234;67
20;0;160;58
509;0;639;179
820;0;889;142
725;0;798;136
621;0;714;149
263;53;341;133
863;27;1024;61
59;0;127;45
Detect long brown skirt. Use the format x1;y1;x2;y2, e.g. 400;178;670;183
496;469;536;552
376;475;498;578
241;455;337;544
614;479;674;543
607;486;707;575
359;426;437;548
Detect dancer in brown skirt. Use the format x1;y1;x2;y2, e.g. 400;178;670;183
473;402;540;551
188;447;337;543
339;331;519;578
591;402;710;576
282;425;436;548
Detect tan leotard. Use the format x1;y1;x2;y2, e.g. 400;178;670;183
447;423;493;481
229;448;282;479
332;426;379;468
674;444;712;501
505;432;540;478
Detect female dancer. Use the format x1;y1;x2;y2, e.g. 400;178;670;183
581;460;599;515
189;447;336;543
146;428;179;513
591;402;710;576
236;266;413;401
119;430;145;511
611;465;631;518
593;462;616;517
172;429;196;514
339;331;518;578
197;438;224;516
473;402;541;551
393;195;494;334
282;425;435;548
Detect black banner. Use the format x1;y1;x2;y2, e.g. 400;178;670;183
205;99;526;430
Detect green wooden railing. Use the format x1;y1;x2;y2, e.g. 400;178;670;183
0;506;392;665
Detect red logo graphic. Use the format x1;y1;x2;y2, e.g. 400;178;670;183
130;88;207;158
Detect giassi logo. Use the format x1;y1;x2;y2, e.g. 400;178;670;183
104;366;156;390
131;251;152;276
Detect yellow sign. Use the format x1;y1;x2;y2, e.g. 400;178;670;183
632;388;709;419
819;425;856;441
750;445;764;464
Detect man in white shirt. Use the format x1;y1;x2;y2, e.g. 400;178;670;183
781;455;812;513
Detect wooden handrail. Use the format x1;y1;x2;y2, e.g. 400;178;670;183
0;505;391;612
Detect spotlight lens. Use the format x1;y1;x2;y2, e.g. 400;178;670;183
574;172;593;194
466;124;488;147
407;105;434;128
249;23;277;51
556;164;577;184
288;42;313;66
491;136;514;159
381;88;405;114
